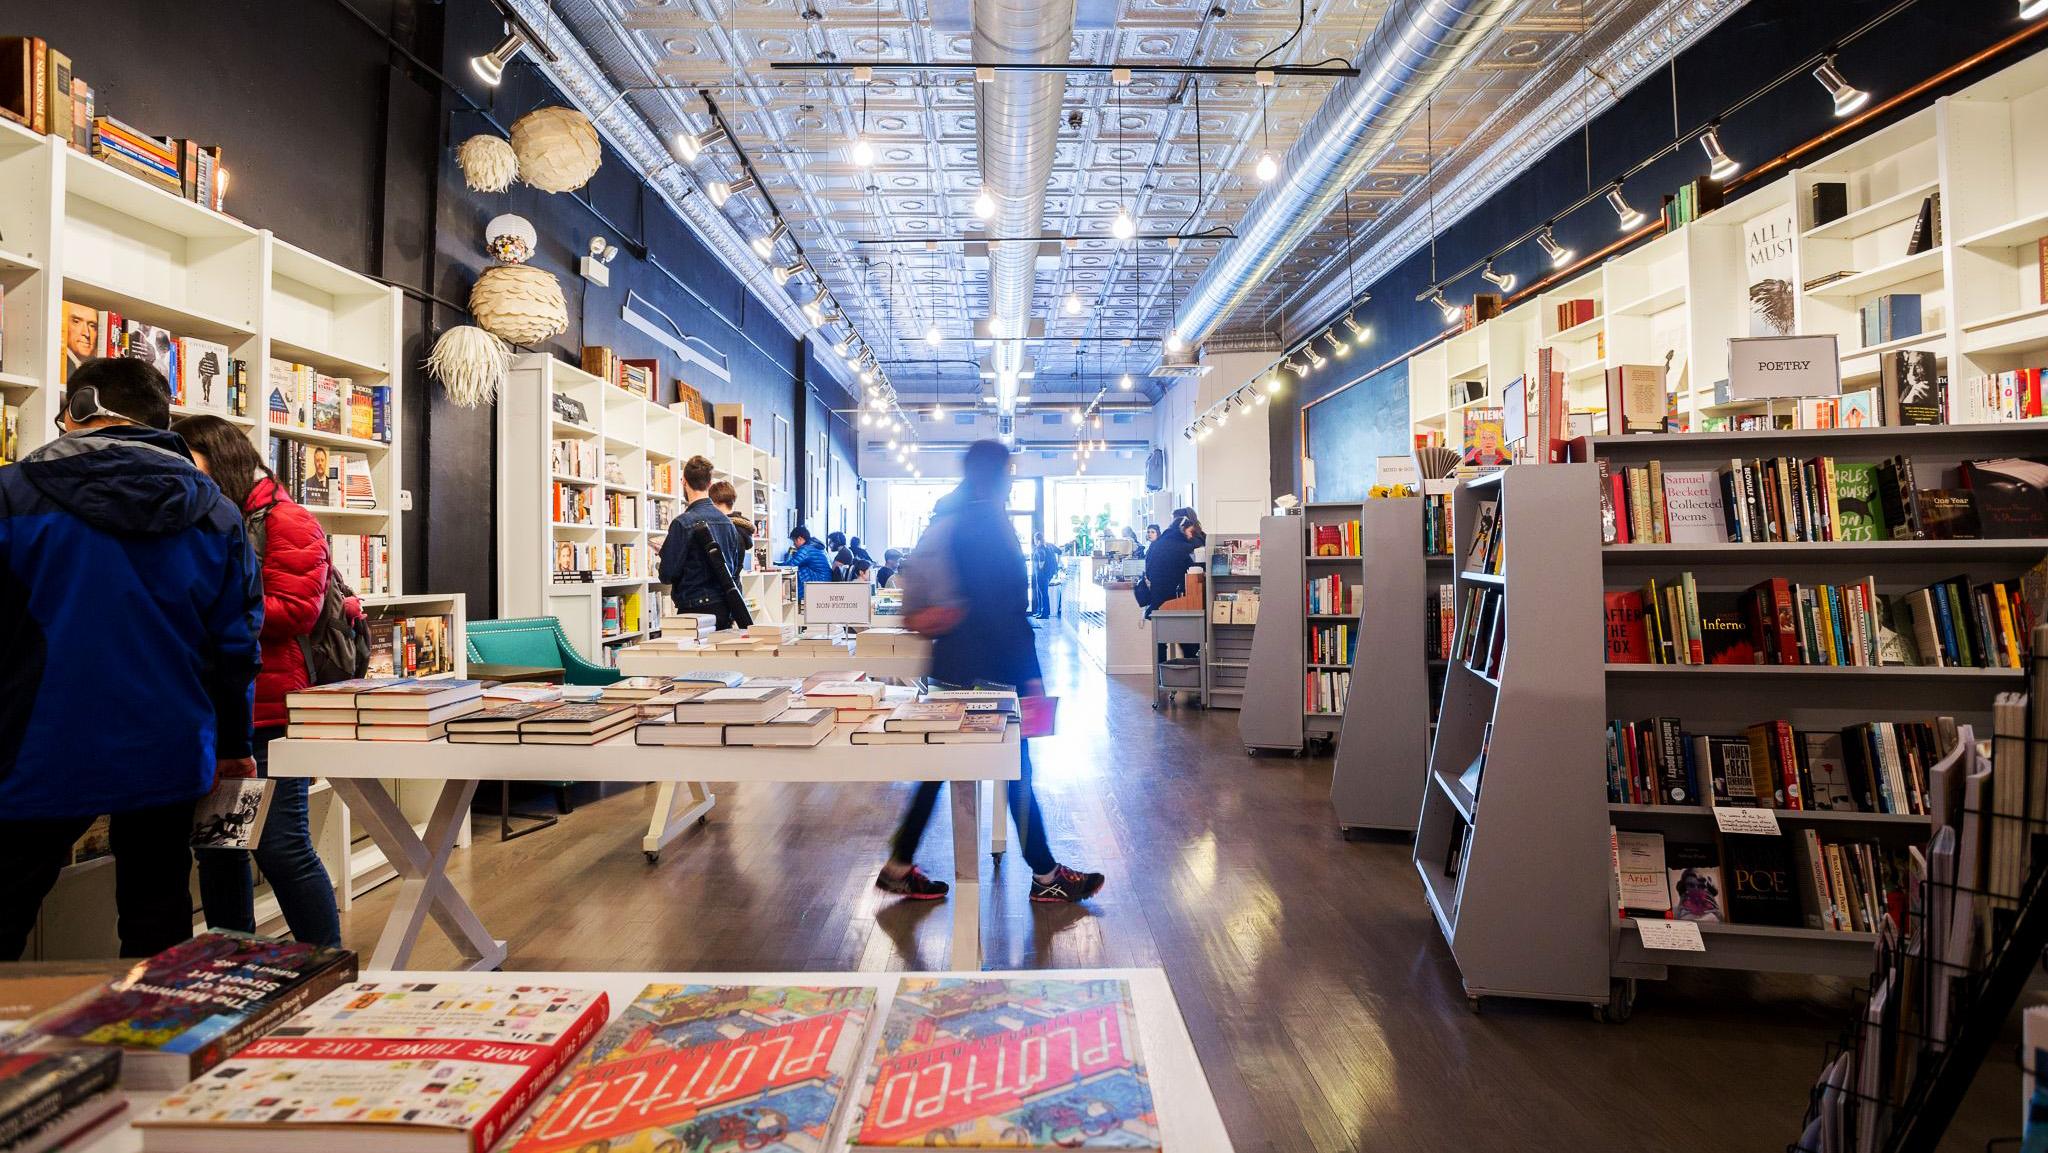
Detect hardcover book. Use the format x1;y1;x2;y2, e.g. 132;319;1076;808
22;932;356;1090
503;984;874;1153
925;711;1013;744
0;1049;124;1153
725;705;836;747
882;701;967;733
136;983;609;1153
189;778;274;851
1725;835;1804;927
850;977;1160;1152
1660;468;1728;543
671;686;794;725
1666;843;1725;923
355;679;483;710
1833;463;1888;542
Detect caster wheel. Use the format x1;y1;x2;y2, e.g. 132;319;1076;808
1466;995;1482;1015
1600;979;1636;1024
645;851;660;864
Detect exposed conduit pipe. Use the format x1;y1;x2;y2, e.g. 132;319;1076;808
1170;0;1515;348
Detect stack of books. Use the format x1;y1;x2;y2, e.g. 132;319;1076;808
786;628;855;655
283;678;483;739
634;680;829;747
853;628;931;659
851;697;1015;745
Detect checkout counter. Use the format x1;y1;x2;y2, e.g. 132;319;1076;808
1093;550;1153;675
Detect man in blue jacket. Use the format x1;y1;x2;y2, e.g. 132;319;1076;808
658;454;744;627
0;357;263;959
879;440;1104;904
780;526;832;601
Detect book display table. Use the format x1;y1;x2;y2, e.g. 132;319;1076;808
64;966;1233;1153
614;645;931;682
268;730;1023;972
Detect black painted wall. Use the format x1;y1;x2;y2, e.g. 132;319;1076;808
1275;0;2043;501
15;0;860;616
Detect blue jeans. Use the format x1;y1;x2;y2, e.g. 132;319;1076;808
197;728;343;948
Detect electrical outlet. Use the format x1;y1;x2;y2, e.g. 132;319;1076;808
398;489;414;511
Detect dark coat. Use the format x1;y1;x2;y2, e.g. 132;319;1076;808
1142;525;1203;606
925;491;1041;691
0;426;262;818
659;498;743;610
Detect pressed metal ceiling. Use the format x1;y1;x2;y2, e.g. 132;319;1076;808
540;0;1716;401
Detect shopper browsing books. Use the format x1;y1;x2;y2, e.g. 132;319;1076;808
0;358;262;960
781;525;832;599
173;414;345;949
657;455;744;627
881;439;1105;905
706;479;753;555
877;547;904;588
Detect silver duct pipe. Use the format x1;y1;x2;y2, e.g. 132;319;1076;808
1171;0;1514;348
974;0;1075;416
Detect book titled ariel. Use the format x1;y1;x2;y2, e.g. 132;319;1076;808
21;931;356;1090
136;982;609;1153
503;984;875;1153
849;977;1160;1152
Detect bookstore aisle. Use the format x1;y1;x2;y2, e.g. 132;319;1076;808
329;626;2010;1152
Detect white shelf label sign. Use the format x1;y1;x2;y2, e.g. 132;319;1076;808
1635;919;1705;952
1376;455;1421;489
1712;806;1782;835
803;581;873;626
1726;334;1840;401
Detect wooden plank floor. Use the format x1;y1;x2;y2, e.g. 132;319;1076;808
335;620;2017;1152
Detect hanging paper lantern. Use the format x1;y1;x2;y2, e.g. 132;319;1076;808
426;325;510;408
484;213;537;264
456;134;518;193
469;264;568;346
510;107;601;193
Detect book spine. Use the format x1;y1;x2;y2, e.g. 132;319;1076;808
1825;844;1857;931
472;993;611;1153
1776;721;1803;811
186;954;360;1078
1681;572;1704;665
0;1052;120;1148
1648;460;1668;544
1797;829;1830;930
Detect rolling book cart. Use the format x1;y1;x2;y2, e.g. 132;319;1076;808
1598;423;2042;1020
1330;497;1441;835
1787;629;2046;1153
1411;465;1614;1014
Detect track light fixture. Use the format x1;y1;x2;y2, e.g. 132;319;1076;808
705;176;756;208
470;30;527;86
1425;287;1459;324
1325;331;1348;358
1813;57;1870;118
675;127;728;165
1699;125;1740;182
1305;347;1327;371
1267;372;1287;395
750;219;788;261
1280;358;1305;378
773;260;806;287
1343;316;1371;346
1536;226;1573;269
1606;184;1645;231
2026;0;2048;18
1480;262;1516;293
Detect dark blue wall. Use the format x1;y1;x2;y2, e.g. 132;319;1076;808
1279;0;2044;501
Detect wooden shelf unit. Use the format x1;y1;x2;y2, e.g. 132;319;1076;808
499;353;791;663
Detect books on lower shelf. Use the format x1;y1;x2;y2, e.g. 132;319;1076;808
502;984;875;1153
268;438;376;510
1611;828;1909;934
1428;584;1455;660
848;976;1159;1152
1306;669;1350;715
1423;492;1453;555
1607;715;1952;816
366;610;460;678
136;982;610;1153
1309;621;1355;666
1305;575;1357;615
549;438;598;480
326;533;390;596
15;932;356;1090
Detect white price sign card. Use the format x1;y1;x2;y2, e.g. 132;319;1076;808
1726;334;1840;401
1712;806;1782;835
1376;455;1421;489
1635;919;1705;952
803;581;874;626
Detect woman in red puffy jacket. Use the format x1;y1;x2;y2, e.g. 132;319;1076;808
173;416;343;947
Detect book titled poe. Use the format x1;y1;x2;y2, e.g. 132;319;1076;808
20;931;355;1090
850;977;1161;1152
136;982;609;1153
502;984;875;1153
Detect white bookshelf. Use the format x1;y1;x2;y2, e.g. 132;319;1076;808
1405;48;2048;438
0;116;466;947
499;352;791;660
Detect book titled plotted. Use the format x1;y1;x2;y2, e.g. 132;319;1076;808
503;984;875;1153
23;932;356;1090
850;977;1160;1152
136;982;609;1153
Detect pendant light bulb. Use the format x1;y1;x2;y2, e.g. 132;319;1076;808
851;136;875;167
1606;184;1645;231
1119;373;1134;391
2024;0;2048;18
933;402;945;418
1813;58;1870;118
973;188;996;220
1536;226;1573;269
924;325;942;347
1699;125;1740;182
1164;330;1186;354
1254;152;1278;183
1065;293;1083;316
1111;207;1137;241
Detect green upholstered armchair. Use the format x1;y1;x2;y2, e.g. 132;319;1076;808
464;616;621;686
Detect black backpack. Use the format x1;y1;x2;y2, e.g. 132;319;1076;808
248;499;372;683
